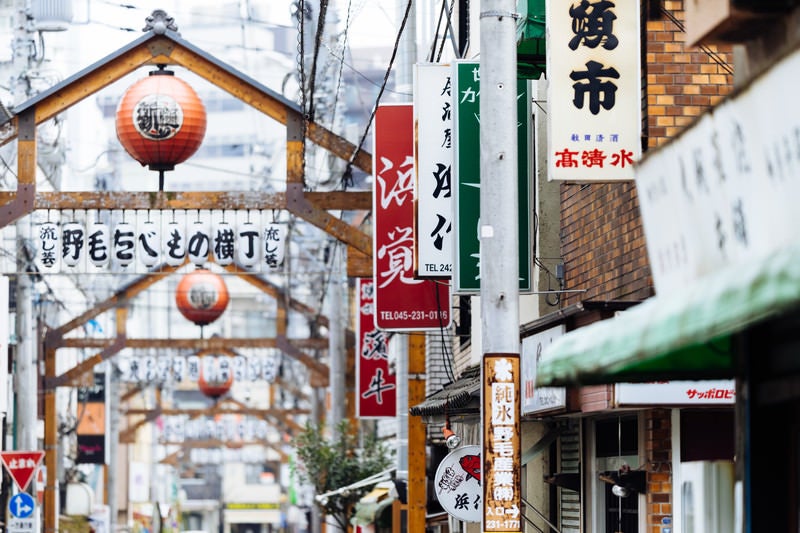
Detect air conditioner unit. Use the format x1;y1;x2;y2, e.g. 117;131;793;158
680;460;734;533
685;0;798;47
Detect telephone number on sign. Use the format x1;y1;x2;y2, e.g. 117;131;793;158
486;520;521;530
380;310;449;321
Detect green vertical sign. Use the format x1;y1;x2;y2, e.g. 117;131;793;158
453;61;532;294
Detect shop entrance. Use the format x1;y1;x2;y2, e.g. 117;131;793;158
595;416;639;533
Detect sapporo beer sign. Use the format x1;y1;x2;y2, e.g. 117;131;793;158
372;103;451;331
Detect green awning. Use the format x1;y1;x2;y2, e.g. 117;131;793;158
536;242;800;387
516;0;546;79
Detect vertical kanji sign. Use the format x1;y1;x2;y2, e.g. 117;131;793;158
546;0;641;181
452;61;532;294
483;355;522;532
373;103;451;331
1;451;46;492
356;278;396;417
414;63;454;278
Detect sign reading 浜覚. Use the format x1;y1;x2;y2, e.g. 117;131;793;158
546;0;641;181
372;103;451;331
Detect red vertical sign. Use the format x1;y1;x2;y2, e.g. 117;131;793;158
356;278;396;417
373;103;451;331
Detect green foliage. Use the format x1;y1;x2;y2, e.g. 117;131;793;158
293;420;393;530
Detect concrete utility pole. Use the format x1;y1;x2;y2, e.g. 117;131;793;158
479;0;522;531
12;0;38;456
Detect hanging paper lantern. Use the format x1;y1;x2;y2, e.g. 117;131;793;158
236;220;260;268
212;221;235;266
187;218;211;266
175;267;229;326
88;221;111;268
263;222;287;269
198;356;233;399
36;221;60;271
61;221;85;268
137;219;161;267
113;221;136;267
164;218;187;266
115;67;207;172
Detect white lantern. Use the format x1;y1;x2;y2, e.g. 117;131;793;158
233;355;247;381
113;221;136;267
36;221;60;272
236;221;260;267
164;218;187;267
137;218;161;267
87;221;111;267
212;221;235;266
263;222;287;269
186;355;200;382
172;356;186;383
187;218;211;266
61;221;85;267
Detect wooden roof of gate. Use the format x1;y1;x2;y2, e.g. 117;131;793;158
0;19;373;262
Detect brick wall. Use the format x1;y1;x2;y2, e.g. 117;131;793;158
645;409;673;530
555;1;735;530
559;0;734;308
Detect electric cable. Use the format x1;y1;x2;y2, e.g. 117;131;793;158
340;0;414;191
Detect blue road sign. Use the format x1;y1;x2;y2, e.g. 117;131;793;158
9;492;34;519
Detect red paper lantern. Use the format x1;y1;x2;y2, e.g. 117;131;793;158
198;362;233;399
175;268;229;326
115;67;206;172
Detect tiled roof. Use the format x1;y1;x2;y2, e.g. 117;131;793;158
409;365;480;416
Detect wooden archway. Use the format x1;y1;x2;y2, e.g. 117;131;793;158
0;16;372;530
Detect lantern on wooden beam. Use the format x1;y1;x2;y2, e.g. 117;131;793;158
198;355;234;400
115;66;207;190
175;267;229;327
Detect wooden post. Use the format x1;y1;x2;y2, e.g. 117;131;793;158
44;344;57;533
407;333;427;531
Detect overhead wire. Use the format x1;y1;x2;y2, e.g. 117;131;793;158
305;0;330;124
340;0;414;191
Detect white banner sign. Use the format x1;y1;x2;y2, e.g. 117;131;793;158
116;352;281;385
414;63;454;278
547;0;642;181
636;45;800;293
521;325;567;415
161;415;270;443
30;210;287;274
616;380;735;406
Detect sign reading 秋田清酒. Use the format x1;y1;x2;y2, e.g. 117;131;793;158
546;0;642;181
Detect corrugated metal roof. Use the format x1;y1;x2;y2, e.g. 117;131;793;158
409;365;480;416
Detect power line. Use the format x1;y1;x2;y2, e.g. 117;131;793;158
341;0;414;190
